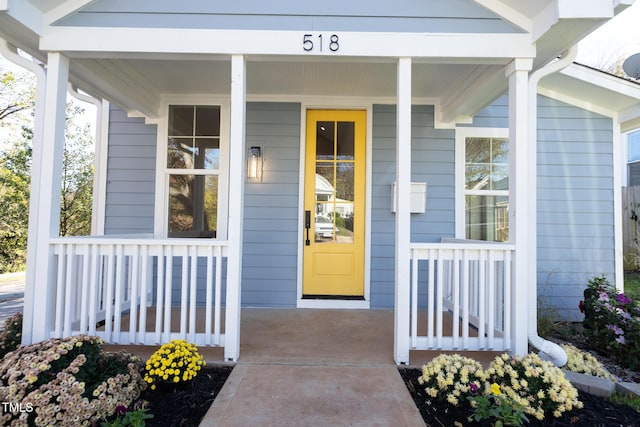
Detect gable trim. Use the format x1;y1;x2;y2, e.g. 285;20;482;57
471;0;532;32
45;0;97;25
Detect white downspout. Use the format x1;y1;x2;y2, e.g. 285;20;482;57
527;46;578;367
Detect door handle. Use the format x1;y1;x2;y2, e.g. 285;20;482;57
305;210;311;246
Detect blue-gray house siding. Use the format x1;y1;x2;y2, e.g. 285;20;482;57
537;97;615;322
104;105;157;234
56;0;519;33
370;105;456;308
104;96;616;320
242;102;301;307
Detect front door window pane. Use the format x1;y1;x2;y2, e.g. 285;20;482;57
337;122;355;160
336;163;354;202
316;121;335;160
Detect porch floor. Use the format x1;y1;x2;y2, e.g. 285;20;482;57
105;308;501;426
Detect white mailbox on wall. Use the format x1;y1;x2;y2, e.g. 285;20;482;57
391;181;427;213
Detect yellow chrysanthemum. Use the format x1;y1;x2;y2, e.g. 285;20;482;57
490;383;502;396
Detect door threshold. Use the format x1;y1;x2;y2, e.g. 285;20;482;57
297;298;370;309
302;294;365;300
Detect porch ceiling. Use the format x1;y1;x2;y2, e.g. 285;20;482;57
70;56;507;116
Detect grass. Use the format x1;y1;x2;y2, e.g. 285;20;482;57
624;271;640;301
610;392;640;413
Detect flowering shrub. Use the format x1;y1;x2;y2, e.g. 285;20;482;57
0;335;145;426
0;312;22;359
418;353;584;424
580;275;640;370
144;340;205;390
561;344;616;381
417;353;487;406
485;353;583;421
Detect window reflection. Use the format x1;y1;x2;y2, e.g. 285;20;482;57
312;119;356;245
168;175;218;238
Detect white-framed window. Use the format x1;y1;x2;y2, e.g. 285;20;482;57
164;104;224;238
455;127;509;242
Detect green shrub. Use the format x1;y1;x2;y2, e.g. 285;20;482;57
0;335;145;426
0;312;22;359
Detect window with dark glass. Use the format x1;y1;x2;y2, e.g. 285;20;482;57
166;105;220;238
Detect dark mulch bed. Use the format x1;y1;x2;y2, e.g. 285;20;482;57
140;365;233;427
400;368;640;427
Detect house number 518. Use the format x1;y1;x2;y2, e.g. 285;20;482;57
303;34;339;52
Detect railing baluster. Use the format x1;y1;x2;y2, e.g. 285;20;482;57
155;246;165;344
478;249;486;349
410;249;418;349
427;249;435;349
88;244;99;336
452;249;460;349
461;249;469;349
189;246;197;343
80;245;91;334
113;245;125;343
63;243;75;337
164;246;173;343
104;245;115;343
436;249;443;349
487;250;496;349
205;246;214;345
214;245;222;346
504;250;512;350
129;245;140;344
139;245;149;344
180;247;189;336
54;244;65;338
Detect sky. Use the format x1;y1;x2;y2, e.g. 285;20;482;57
576;2;640;71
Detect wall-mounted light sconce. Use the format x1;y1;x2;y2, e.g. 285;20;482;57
247;146;262;180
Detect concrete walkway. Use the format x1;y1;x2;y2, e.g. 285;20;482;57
194;309;498;427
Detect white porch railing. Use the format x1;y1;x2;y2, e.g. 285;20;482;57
48;236;228;347
409;242;516;351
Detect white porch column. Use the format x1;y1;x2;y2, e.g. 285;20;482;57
394;57;412;365
29;52;69;343
0;40;46;345
224;54;246;362
506;58;533;356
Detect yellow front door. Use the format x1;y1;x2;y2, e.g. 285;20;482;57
303;110;366;297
